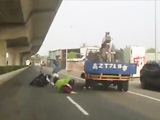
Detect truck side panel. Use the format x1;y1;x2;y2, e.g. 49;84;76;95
84;61;137;75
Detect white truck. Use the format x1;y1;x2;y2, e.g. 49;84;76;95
123;46;146;77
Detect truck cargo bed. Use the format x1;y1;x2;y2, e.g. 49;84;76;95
84;60;137;75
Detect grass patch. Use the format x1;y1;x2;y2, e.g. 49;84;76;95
0;66;27;75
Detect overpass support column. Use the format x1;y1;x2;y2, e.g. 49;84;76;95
8;48;21;65
21;55;27;65
0;40;7;66
14;52;21;65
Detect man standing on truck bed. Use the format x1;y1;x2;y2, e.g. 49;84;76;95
102;32;111;44
101;32;112;62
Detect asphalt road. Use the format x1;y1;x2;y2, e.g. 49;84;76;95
0;66;160;120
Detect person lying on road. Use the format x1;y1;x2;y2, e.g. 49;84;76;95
53;74;77;94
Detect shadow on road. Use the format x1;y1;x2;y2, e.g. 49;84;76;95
73;82;119;93
145;86;160;92
131;82;160;93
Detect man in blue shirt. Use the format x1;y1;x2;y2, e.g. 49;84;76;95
52;59;61;73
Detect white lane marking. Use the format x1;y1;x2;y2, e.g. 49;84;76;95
67;96;89;116
62;73;160;102
128;91;160;102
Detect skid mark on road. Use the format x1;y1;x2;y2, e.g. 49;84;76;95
67;96;89;116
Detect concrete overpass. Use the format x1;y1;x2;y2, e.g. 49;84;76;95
0;0;62;66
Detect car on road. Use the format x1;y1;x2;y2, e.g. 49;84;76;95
140;62;160;89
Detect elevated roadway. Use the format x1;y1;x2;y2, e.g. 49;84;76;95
0;0;62;65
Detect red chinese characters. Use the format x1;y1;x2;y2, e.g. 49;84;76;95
133;56;145;66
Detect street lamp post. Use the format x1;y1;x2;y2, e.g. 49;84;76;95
155;0;157;62
65;49;68;70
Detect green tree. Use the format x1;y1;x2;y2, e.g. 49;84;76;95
67;52;77;59
146;48;155;53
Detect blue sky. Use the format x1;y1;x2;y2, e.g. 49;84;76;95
38;0;160;55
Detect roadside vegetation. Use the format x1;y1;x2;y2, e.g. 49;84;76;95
0;66;27;75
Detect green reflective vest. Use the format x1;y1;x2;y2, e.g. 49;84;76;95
55;75;71;89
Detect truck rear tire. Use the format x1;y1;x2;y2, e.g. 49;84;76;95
122;81;129;91
117;83;123;91
85;79;91;90
117;81;129;92
103;82;110;90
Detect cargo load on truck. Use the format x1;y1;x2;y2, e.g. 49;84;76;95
80;32;137;92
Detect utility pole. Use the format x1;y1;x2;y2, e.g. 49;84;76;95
155;0;157;62
65;49;68;70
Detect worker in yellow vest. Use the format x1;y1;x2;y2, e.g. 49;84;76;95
53;74;76;94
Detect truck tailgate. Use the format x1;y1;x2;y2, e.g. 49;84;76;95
84;61;137;75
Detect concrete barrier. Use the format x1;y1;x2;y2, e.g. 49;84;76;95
0;67;28;85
